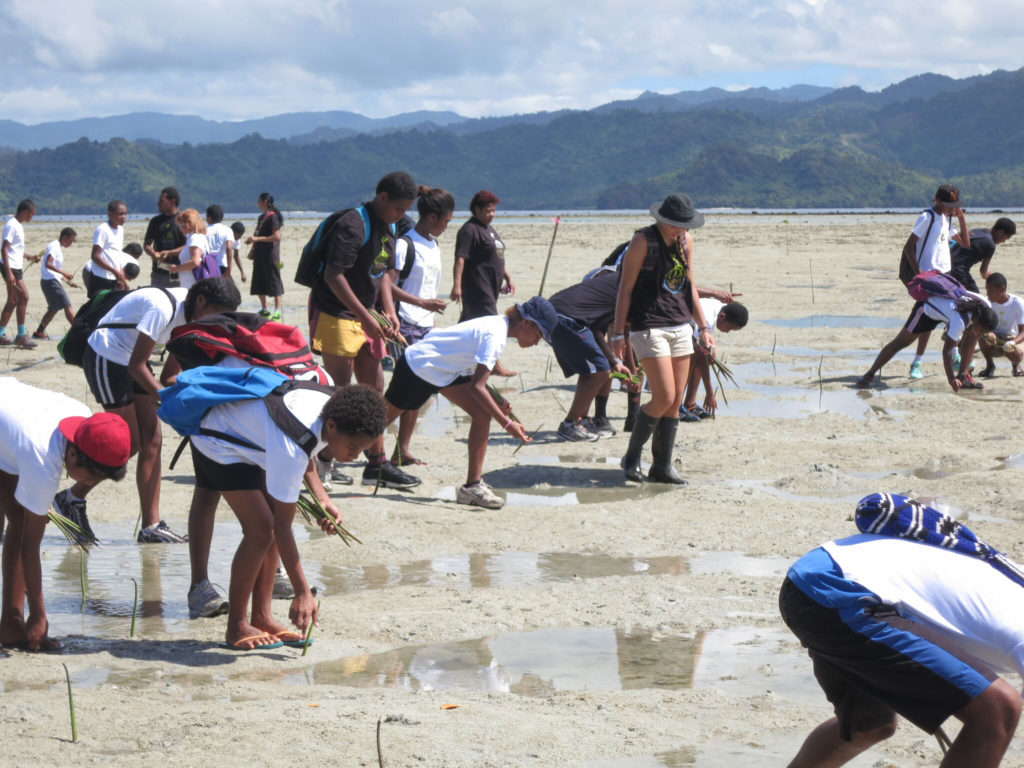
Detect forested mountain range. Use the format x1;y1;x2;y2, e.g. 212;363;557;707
1;68;1022;213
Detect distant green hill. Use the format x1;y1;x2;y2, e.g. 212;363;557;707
2;68;1023;213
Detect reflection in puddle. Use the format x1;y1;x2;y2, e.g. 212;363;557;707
283;626;702;694
310;552;689;594
41;520;310;638
689;552;791;578
762;315;903;329
436;484;678;507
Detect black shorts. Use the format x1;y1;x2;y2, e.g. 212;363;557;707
191;443;264;491
384;354;470;411
6;268;23;281
84;271;117;299
779;577;995;740
82;346;150;408
41;279;71;312
551;315;610;378
904;302;942;335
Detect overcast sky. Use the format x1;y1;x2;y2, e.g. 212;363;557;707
1;0;1021;124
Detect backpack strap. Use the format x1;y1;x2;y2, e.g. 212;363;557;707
915;209;937;265
397;235;416;286
264;379;335;457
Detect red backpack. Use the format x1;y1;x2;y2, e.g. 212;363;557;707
167;312;330;384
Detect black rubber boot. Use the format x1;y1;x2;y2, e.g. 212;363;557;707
623;393;642;432
621;411;657;482
648;417;687;484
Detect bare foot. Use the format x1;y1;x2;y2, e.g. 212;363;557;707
854;374;874;389
492;361;518;377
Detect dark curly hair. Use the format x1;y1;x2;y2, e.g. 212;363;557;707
321;384;386;437
184;277;242;321
69;445;128;482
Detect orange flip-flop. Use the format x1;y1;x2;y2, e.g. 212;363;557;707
218;632;284;651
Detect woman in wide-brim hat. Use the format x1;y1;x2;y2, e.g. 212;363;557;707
610;193;714;484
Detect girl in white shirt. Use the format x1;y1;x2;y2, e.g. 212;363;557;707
168;208;211;289
384;186;452;466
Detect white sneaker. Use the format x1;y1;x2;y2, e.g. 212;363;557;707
557;419;599;442
456;481;504;509
188;579;228;619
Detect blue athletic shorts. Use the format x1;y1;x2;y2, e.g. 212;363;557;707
780;549;997;739
551;314;610;378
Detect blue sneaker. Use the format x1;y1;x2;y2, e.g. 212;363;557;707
909;361;924;380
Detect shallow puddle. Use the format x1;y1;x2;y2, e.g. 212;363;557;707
435;483;679;507
762;315;902;329
310;552;690;593
40;520;311;638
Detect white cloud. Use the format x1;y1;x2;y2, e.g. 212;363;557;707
0;0;1022;123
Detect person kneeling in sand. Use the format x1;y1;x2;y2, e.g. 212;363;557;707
382;298;554;509
978;272;1024;378
162;380;386;650
0;380;130;652
856;285;997;392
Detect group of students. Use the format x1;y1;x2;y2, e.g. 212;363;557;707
857;185;1019;391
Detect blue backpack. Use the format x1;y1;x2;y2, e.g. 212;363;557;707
158;366;331;463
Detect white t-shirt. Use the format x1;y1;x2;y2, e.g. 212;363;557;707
822;535;1024;678
88;222;124;280
206;222;233;269
912;209;952;274
190;387;328;503
39;239;63;282
396;230;443;328
990;294;1024;338
177;233;210;289
692;298;724;339
403;315;508;387
88;286;188;365
2;218;26;270
0;378;91;516
921;291;989;343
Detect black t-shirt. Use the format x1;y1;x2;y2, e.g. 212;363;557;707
950;229;996;285
626;226;693;331
455;218;505;321
144;213;186;275
549;270;619;331
311;202;395;319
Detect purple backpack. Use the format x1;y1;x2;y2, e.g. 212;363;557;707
192;252;222;281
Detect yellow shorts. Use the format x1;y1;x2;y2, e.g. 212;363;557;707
312;315;385;359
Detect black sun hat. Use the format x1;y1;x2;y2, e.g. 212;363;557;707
649;193;705;229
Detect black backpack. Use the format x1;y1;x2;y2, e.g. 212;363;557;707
295;206;369;288
58;287;177;367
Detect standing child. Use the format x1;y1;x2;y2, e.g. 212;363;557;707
229;222;247;283
205;205;236;280
84;200;131;297
383;186;452;465
900;185;969;379
1;199;39;349
0;378;130;651
160;377;386;649
33;227;78;340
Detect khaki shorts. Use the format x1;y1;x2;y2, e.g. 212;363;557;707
979;332;1019;358
629;326;694;360
313;315;385;360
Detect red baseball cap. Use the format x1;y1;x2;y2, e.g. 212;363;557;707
58;412;131;467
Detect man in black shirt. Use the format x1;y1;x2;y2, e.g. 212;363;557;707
143;187;185;288
949;217;1016;292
